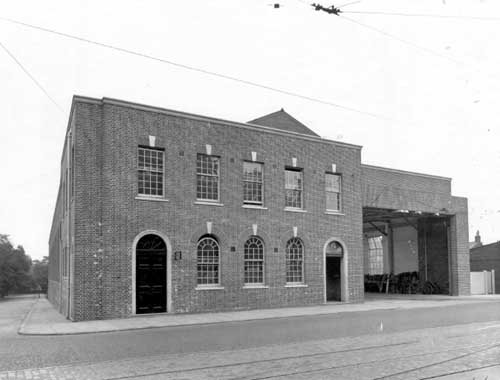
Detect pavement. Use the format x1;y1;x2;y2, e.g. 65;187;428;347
19;293;500;335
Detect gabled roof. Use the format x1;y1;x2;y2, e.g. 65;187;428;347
471;240;500;252
469;241;483;249
248;109;319;137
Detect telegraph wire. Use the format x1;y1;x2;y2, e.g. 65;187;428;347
305;3;500;91
338;1;362;8
342;10;500;21
0;38;64;113
0;15;395;122
339;14;500;87
339;15;465;66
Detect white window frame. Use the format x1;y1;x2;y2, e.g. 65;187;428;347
196;236;220;286
285;238;305;284
137;146;165;198
368;236;384;275
196;154;220;202
244;237;265;285
325;173;342;212
243;162;264;206
284;168;303;210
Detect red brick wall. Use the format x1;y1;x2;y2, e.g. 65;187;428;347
361;165;452;213
449;196;470;295
71;100;105;321
68;98;364;321
48;118;74;316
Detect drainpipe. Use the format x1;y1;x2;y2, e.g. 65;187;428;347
424;221;428;282
387;222;395;274
492;269;496;294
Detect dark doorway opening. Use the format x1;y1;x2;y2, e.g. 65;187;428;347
362;207;451;296
136;234;167;314
326;256;341;302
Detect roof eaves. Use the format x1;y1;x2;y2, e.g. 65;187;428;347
361;164;452;181
80;96;363;150
471;241;500;251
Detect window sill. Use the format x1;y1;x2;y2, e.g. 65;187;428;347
325;210;345;216
135;196;169;202
195;285;225;291
242;204;268;210
284;207;307;213
194;201;224;207
285;283;308;288
243;284;269;289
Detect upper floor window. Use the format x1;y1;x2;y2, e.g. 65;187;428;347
138;147;164;197
325;173;342;212
197;154;219;201
286;238;304;283
244;237;264;284
367;236;384;275
285;168;303;209
243;162;263;205
197;236;220;285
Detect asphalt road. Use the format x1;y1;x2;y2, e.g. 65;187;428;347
1;296;500;372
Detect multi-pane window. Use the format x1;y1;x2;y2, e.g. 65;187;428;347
243;162;263;205
285;169;303;209
368;236;384;275
196;154;219;201
138;147;164;197
197;236;220;285
286;238;304;283
244;237;264;284
325;173;342;211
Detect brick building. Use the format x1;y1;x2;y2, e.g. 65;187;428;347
470;241;500;294
48;96;470;321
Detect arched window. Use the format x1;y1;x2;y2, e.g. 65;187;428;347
244;237;264;284
136;234;166;251
286;238;304;284
326;241;343;257
197;236;220;285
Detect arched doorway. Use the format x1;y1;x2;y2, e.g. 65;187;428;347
325;240;343;302
135;234;167;314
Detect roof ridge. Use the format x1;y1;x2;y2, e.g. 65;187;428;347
248;109;319;137
471;240;500;250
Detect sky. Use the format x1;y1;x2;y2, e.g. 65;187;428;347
1;0;499;259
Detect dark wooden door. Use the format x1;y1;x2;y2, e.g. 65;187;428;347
136;235;167;314
326;256;341;301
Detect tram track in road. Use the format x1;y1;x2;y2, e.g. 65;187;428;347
103;340;497;380
233;344;500;380
103;340;416;380
3;304;500;379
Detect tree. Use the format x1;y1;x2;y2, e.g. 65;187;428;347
32;256;49;293
0;234;33;297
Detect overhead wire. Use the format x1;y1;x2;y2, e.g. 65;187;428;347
338;13;500;90
299;1;500;86
342;10;500;21
0;38;64;113
0;15;395;123
339;15;465;66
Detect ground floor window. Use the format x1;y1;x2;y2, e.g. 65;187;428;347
286;238;304;283
244;237;264;284
197;236;220;285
